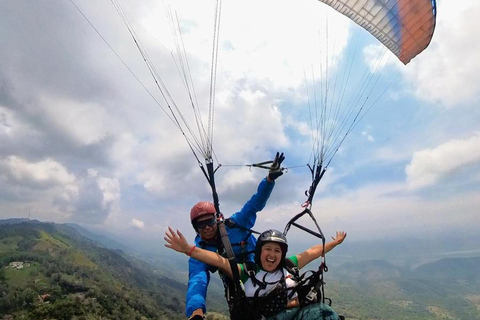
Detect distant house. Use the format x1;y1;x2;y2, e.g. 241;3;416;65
9;261;24;269
38;294;51;304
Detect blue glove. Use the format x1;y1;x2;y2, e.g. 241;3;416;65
268;152;285;181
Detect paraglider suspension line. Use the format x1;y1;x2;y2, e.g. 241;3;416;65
204;161;244;301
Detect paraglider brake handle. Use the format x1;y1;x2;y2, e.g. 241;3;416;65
251;160;273;169
250;160;286;171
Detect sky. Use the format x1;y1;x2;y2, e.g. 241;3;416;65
1;0;479;255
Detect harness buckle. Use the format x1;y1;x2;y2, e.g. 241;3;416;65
306;287;317;301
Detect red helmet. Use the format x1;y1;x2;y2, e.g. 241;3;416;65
190;201;216;223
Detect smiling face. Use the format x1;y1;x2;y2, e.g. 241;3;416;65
196;214;218;240
260;242;283;271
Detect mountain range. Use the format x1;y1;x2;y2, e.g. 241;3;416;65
1;219;479;320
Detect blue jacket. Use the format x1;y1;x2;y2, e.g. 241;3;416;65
186;178;275;316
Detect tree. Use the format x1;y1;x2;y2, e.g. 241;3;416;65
20;288;36;308
0;268;6;282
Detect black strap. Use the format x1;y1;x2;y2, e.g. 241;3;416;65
224;218;260;261
203;162;244;305
244;267;289;320
221;275;248;320
304;163;326;205
225;217;261;235
249;159;274;170
244;261;265;290
284;257;299;278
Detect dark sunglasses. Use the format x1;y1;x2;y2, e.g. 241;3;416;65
196;217;217;229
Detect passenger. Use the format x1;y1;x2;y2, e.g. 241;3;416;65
165;227;347;320
186;152;285;320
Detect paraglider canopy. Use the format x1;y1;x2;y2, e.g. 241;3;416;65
319;0;437;64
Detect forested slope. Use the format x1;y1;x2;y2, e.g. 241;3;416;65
0;221;187;320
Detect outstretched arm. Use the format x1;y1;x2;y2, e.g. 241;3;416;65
296;231;347;269
231;152;285;227
164;227;238;279
186;257;210;318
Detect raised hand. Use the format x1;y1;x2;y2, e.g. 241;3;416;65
331;231;347;245
268;152;285;181
164;227;190;254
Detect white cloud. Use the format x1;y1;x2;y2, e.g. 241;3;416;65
0;156;80;221
97;176;121;210
142;172;167;195
1;0;479;247
364;43;397;73
203;0;350;90
373;146;410;163
0;107;14;136
218;168;257;191
130;218;145;229
0;156;76;186
308;182;480;241
87;169;98;177
40;96;113;145
403;0;480;108
361;128;375;143
406;133;480;189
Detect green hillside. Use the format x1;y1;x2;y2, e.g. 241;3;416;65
414;257;480;281
2;220;479;320
326;259;480;319
0;221;189;320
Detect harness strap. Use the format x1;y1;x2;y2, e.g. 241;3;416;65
225;218;261;235
225;218;261;261
244;261;266;290
244;267;289;320
284;257;299;277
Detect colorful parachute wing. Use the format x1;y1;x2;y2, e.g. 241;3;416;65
318;0;437;64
